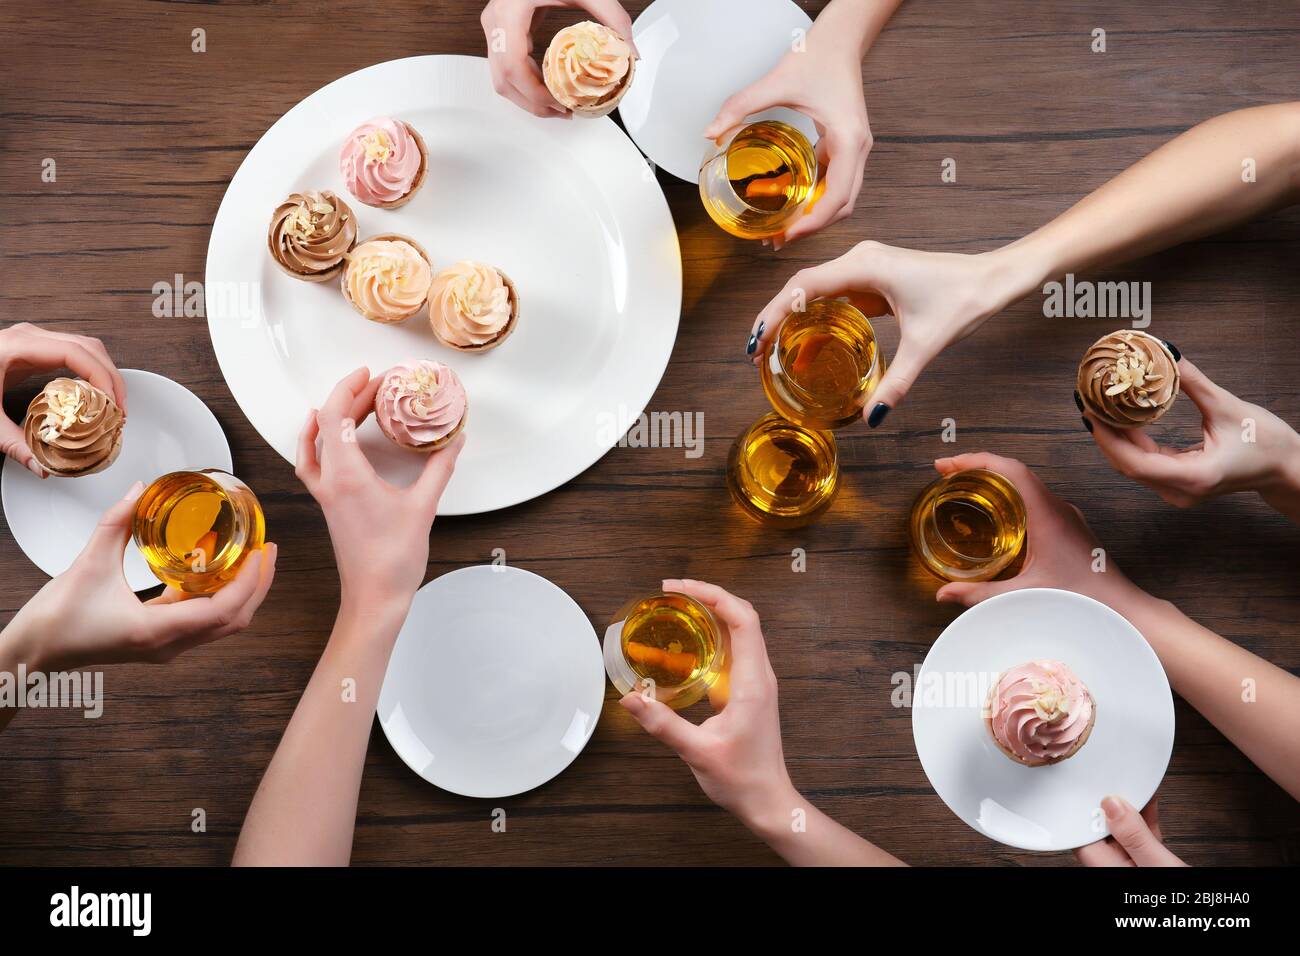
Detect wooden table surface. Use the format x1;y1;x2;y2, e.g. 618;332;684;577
1;0;1298;867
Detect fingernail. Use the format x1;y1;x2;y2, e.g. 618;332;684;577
123;480;144;500
27;459;45;479
1082;416;1093;433
1072;390;1084;413
746;322;765;356
1101;796;1124;820
1162;340;1181;362
867;403;891;428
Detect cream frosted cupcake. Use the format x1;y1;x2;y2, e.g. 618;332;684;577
267;190;357;282
1077;329;1180;428
984;660;1095;767
338;117;428;209
374;360;467;452
427;261;518;352
341;234;433;323
23;378;125;478
542;21;634;117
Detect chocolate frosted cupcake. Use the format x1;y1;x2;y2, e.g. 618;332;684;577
1077;329;1180;428
268;190;357;282
23;378;125;477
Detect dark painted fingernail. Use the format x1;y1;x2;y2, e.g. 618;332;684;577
867;403;891;428
1073;390;1084;413
1162;340;1181;362
745;321;765;356
1081;416;1093;433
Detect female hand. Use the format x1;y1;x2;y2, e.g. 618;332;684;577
619;579;797;825
930;451;1150;617
748;242;1021;426
481;0;635;118
296;367;464;611
1086;358;1300;516
704;30;870;248
1076;796;1186;867
2;482;277;671
0;322;128;476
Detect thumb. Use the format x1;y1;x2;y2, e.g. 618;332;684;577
620;691;702;756
864;341;931;427
576;0;638;56
704;83;771;142
0;416;45;478
1102;795;1186;866
935;578;1021;607
1174;358;1233;423
77;480;145;567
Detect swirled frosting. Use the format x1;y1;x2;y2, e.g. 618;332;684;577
375;360;467;449
1077;330;1179;428
986;660;1094;765
339;118;423;205
23;378;125;477
428;261;513;348
542;21;632;111
343;239;432;321
268;190;357;277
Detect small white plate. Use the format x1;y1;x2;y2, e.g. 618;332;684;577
378;565;605;799
1;369;233;593
619;0;818;182
912;588;1175;852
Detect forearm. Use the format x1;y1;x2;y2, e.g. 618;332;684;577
988;103;1300;303
740;784;906;866
1123;593;1300;801
233;596;409;866
812;0;903;60
1258;436;1300;524
0;613;46;734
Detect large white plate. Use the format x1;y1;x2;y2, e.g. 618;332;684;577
619;0;818;182
1;369;233;593
912;588;1175;852
378;565;604;799
206;55;681;515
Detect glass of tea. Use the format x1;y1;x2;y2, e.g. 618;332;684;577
603;591;726;709
760;298;886;430
132;469;266;594
699;120;819;240
909;468;1027;582
726;412;839;528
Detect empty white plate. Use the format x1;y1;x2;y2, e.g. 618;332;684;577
619;0;818;182
378;565;605;799
206;55;681;516
912;588;1175;852
1;369;233;593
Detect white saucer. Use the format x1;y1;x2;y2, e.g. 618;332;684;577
1;369;233;593
378;565;605;799
911;588;1175;852
619;0;818;182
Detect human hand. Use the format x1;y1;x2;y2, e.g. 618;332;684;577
705;28;869;247
748;242;1021;426
1;482;277;671
0;322;128;477
931;452;1152;617
1086;358;1300;515
296;367;464;611
481;0;635;118
1076;796;1187;866
619;579;798;826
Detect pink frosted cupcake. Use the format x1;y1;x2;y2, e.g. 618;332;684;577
428;261;519;352
984;660;1095;767
338;117;428;209
374;360;467;452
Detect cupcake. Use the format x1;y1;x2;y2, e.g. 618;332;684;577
374;360;467;452
1077;330;1180;428
542;21;635;118
428;261;518;352
984;660;1095;767
23;378;125;478
341;235;433;324
338;117;428;209
267;190;357;282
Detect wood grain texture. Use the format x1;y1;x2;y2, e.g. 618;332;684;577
1;0;1298;866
